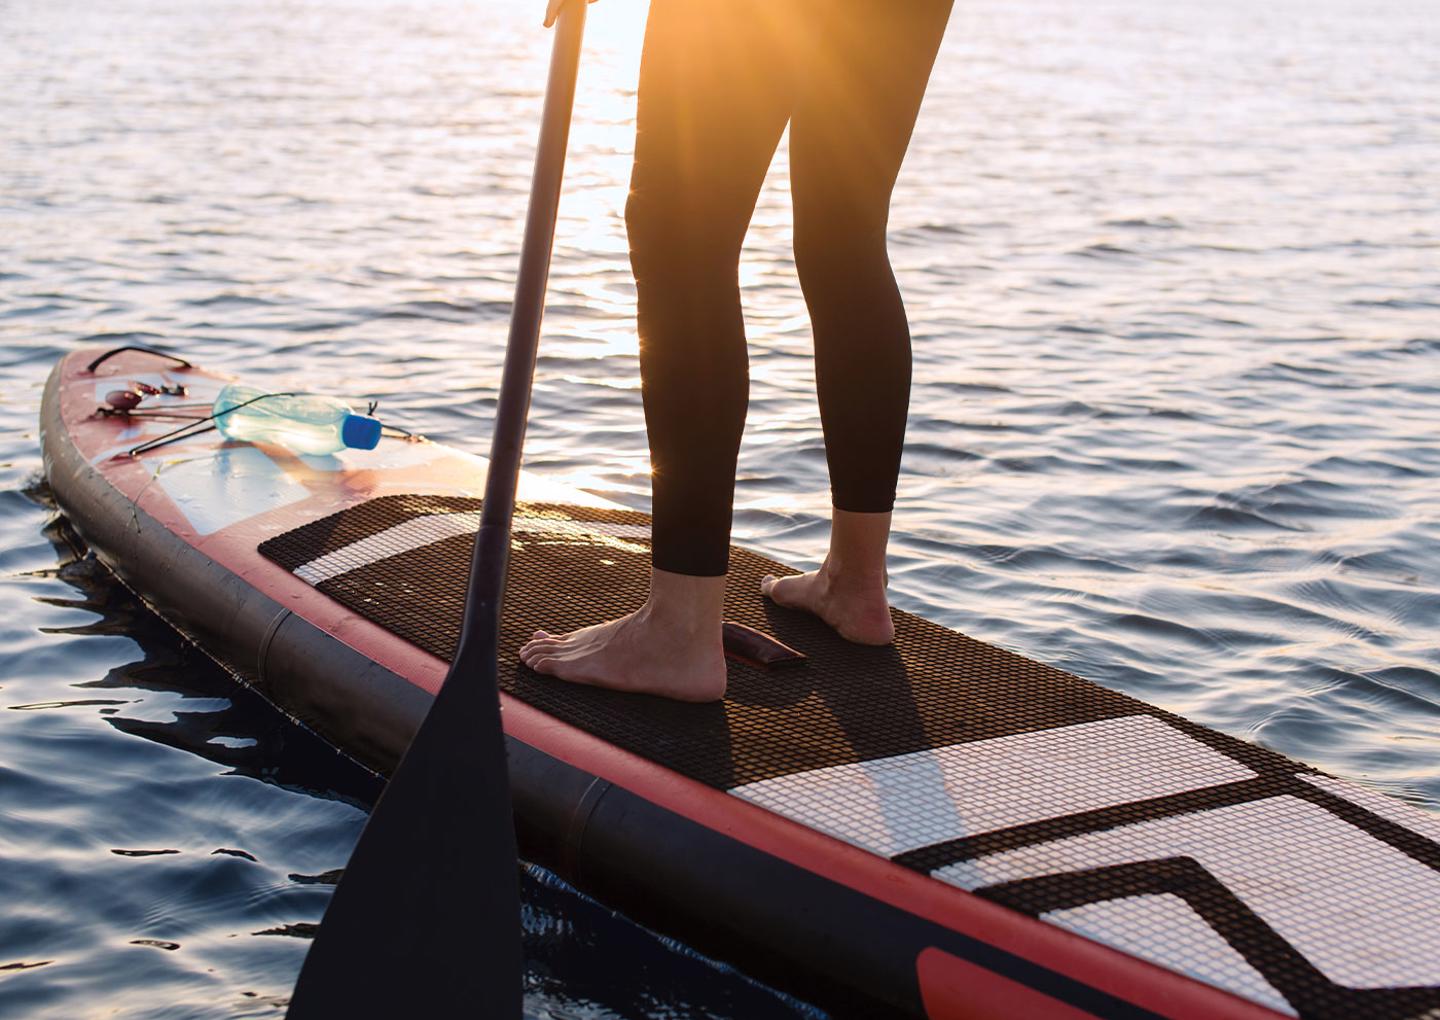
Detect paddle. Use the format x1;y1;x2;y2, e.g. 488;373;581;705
286;4;587;1015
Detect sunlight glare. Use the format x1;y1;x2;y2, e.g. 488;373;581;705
582;0;651;72
551;2;651;363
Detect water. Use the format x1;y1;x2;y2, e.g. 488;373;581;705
2;0;1437;1015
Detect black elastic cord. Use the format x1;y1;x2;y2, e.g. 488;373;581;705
99;410;210;421
85;345;193;373
127;391;296;456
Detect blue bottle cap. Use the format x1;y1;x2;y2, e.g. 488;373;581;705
341;414;383;451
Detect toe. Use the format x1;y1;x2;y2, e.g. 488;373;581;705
763;574;801;607
520;638;558;661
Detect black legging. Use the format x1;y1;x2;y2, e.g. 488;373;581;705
628;0;953;576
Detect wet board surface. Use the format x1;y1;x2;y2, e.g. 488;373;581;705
41;348;1440;1020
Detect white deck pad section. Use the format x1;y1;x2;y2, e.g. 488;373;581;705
1302;773;1440;842
1045;895;1295;1015
728;714;1254;858
937;795;1440;990
294;512;652;585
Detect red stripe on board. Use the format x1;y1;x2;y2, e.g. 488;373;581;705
917;946;1099;1020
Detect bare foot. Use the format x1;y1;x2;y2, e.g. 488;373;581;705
517;570;728;702
760;566;895;645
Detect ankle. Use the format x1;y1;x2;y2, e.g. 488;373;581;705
637;600;722;638
640;567;726;638
823;507;892;591
818;557;889;595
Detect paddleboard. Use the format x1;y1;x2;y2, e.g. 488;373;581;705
41;347;1440;1019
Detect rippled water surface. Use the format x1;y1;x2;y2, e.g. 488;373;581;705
3;0;1438;1015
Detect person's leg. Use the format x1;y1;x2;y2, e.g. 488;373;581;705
519;0;793;700
761;0;953;644
631;2;794;578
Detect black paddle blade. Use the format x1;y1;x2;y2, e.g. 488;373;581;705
286;645;522;1017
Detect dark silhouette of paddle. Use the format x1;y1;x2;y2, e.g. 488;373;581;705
286;4;587;1015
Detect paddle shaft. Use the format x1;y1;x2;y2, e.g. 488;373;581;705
467;2;587;659
285;6;586;1016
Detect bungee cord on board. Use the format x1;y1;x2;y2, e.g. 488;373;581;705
83;344;420;457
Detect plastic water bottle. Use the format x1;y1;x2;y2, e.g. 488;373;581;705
212;384;382;455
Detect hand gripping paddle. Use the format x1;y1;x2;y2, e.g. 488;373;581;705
286;4;587;1015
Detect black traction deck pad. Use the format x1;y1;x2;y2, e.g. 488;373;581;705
259;494;1285;790
259;494;1440;1020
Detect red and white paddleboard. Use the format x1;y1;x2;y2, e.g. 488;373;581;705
42;346;1440;1019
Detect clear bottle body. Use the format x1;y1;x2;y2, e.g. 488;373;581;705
212;384;381;455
